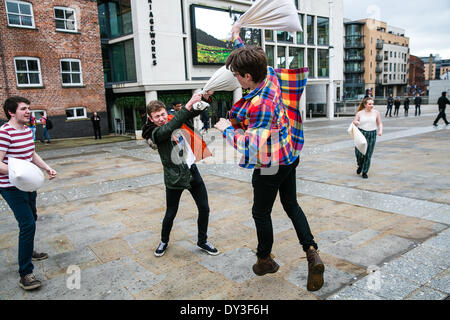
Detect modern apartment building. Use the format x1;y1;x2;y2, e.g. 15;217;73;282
343;18;409;99
99;0;344;133
0;0;107;138
422;55;450;80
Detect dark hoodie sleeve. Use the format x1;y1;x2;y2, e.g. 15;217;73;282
142;121;157;141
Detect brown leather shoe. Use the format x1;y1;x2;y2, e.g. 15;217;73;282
252;254;280;276
306;247;325;291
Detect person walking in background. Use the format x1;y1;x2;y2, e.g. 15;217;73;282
433;91;450;126
39;113;51;144
26;114;36;141
168;101;182;116
393;97;401;117
201;109;209;133
90;112;101;140
414;93;422;116
386;93;393;117
352;97;383;179
0;96;57;290
404;97;410;117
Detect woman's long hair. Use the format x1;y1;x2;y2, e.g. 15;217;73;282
356;97;374;113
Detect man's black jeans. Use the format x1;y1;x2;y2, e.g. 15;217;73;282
161;164;209;244
251;157;317;259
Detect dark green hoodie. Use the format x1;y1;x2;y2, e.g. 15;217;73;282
142;107;201;189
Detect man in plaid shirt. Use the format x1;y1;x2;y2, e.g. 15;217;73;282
213;25;324;292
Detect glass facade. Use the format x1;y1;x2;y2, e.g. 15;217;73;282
317;17;329;46
308;48;315;77
110;40;136;82
277;46;286;68
266;45;274;67
288;47;304;69
307;15;314;45
98;0;132;40
318;49;329;77
297;14;304;44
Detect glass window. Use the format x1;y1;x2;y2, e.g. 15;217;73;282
101;45;112;83
308;48;315;77
288;47;304;69
277;46;286;68
317;17;329;46
66;107;87;119
110;40;136;82
297;14;304;44
307;15;314;45
54;7;77;32
6;0;34;28
318;49;329;77
60;59;83;85
107;0;133;39
265;30;273;42
98;1;108;39
277;31;293;43
14;57;42;87
266;45;274;67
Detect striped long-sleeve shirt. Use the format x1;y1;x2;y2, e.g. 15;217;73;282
0;123;35;188
223;37;308;169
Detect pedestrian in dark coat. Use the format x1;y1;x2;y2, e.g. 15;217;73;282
91;112;101;139
433;92;450;126
404;97;410;117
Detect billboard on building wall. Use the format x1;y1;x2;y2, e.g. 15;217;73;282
190;5;261;65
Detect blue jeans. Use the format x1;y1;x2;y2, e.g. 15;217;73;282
0;187;37;277
251;157;317;258
42;127;50;142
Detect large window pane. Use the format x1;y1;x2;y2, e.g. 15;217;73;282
101;44;112;82
15;60;27;71
308;48;315;77
266;45;274;67
17;73;28;84
21;16;32;26
27;60;38;71
121;0;132;35
265;30;273;42
98;2;108;39
288;47;304;69
108;1;122;38
317;17;329;46
124;40;136;81
297;14;304;44
307;15;314;45
8;14;20;25
318;49;329;77
277;46;286;68
277;31;293;43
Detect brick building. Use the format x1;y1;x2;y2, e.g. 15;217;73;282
0;0;107;139
408;55;425;95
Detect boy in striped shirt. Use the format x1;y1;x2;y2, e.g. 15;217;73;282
213;25;324;291
0;96;57;290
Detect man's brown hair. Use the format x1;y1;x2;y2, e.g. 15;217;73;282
146;100;166;116
225;45;268;84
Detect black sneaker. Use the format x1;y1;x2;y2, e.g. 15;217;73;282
197;241;219;255
154;242;168;257
356;167;362;175
362;173;368;179
32;251;48;261
19;273;41;290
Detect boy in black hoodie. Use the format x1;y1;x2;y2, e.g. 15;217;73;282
141;95;219;257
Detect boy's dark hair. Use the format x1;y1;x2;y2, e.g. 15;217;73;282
146;100;166;116
172;101;181;106
3;96;30;120
226;45;268;84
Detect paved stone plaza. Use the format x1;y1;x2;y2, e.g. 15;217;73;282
0;105;448;300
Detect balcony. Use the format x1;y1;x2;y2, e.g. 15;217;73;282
344;55;365;62
375;67;383;73
344;67;365;74
376;43;384;50
376;79;383;84
344;42;365;49
376;55;383;62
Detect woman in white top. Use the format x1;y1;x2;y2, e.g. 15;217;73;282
352;97;383;179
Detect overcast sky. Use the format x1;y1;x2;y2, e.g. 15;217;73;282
342;0;450;59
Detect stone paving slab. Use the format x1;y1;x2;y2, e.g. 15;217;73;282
0;112;449;300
